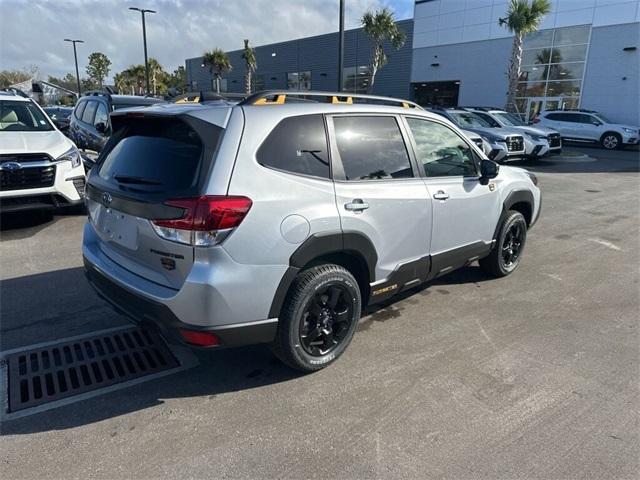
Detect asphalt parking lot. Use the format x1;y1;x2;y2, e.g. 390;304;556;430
1;145;638;479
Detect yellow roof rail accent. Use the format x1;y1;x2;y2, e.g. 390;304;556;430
331;96;353;105
254;94;286;105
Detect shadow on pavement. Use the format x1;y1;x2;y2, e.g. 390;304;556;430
2;264;492;435
0;209;85;241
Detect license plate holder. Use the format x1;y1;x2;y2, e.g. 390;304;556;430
98;207;138;249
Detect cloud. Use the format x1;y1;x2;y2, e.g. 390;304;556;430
0;0;412;82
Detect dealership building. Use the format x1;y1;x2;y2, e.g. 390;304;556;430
186;0;639;124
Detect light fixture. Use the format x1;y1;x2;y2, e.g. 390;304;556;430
271;52;277;57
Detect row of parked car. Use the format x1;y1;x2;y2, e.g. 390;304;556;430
1;87;637;216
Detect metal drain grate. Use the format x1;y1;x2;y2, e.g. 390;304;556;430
6;327;179;412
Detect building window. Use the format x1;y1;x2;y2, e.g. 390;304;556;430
254;74;265;92
517;25;590;120
342;66;370;93
287;71;312;91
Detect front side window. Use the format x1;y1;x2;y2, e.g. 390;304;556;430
333;116;413;181
0;100;53;132
257;115;329;179
406;117;477;178
475;112;501;128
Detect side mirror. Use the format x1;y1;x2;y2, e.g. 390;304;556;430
592;121;602;126
95;122;109;134
480;159;499;184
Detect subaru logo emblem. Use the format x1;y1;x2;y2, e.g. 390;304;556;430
1;162;22;171
102;192;112;205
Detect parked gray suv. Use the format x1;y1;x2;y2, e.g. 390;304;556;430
83;91;541;372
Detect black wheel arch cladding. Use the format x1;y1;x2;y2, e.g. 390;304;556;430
269;231;377;318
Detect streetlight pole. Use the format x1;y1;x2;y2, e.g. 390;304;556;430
64;38;84;96
129;7;156;95
338;0;345;92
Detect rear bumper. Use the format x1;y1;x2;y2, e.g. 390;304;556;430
84;257;277;348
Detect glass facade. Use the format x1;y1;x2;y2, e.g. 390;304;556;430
287;71;311;91
342;66;371;93
517;25;590;119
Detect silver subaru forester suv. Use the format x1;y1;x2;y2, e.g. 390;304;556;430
83;91;541;372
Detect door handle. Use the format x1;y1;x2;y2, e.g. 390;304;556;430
433;190;450;201
344;199;369;212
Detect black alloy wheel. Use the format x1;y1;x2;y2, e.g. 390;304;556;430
299;283;353;356
501;221;525;268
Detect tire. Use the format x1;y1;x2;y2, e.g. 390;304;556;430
271;264;362;372
600;132;622;150
479;210;528;278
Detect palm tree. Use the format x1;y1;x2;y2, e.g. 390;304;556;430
499;0;552;113
241;39;257;94
202;48;232;94
361;8;406;94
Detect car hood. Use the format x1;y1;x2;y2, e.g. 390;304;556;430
513;125;558;136
464;126;520;140
0;130;74;158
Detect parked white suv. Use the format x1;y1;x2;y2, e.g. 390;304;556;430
536;109;639;150
0;91;85;212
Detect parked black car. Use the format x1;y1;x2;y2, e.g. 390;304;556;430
43;106;73;133
69;91;164;153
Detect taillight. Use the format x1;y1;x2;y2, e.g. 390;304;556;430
151;195;252;246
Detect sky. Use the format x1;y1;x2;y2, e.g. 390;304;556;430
0;0;414;83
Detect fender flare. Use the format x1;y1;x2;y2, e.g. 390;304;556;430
493;189;535;240
268;231;377;318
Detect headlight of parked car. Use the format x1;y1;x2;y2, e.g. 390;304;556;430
57;146;82;168
622;127;636;134
526;171;538;186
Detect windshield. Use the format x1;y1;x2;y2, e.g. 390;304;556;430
449;112;491;128
593;113;612;123
0;101;53;132
495;112;526;127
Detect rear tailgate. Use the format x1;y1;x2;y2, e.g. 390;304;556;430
86;110;226;290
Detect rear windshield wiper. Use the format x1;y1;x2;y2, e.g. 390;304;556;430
113;175;163;185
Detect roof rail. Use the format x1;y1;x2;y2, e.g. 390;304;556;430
459;106;504;112
239;90;423;109
171;91;248;104
82;90;112;100
1;87;30;98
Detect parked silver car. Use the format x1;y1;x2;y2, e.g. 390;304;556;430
429;108;528;162
463;107;562;156
83;91;541;372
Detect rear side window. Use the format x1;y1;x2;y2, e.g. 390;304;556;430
333;116;412;181
94;103;109;127
82;101;98;124
257;115;329;179
98;117;212;193
74;101;87;120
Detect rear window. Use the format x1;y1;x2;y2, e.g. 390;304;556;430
257;115;330;179
74;101;87;120
97;117;213;193
82;101;98;124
